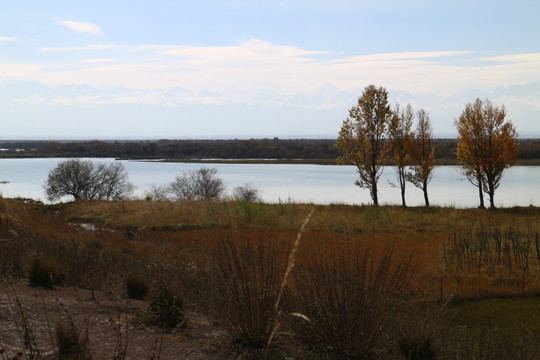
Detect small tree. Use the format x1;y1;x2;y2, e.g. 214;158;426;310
336;85;392;206
388;103;414;207
456;99;519;209
169;167;225;201
44;159;133;202
169;173;196;200
92;162;134;201
408;110;436;207
232;182;261;202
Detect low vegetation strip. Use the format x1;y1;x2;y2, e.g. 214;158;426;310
1;198;539;359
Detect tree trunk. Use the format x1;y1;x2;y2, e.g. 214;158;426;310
423;180;430;207
488;181;496;209
401;186;406;207
477;182;485;209
372;180;379;206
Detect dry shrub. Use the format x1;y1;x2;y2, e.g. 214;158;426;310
442;225;540;299
284;238;412;359
125;273;149;300
55;320;91;360
29;256;62;288
212;230;291;347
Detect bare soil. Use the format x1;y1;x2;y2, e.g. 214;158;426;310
0;282;241;360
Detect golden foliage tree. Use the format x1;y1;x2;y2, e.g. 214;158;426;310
455;98;519;209
388;103;414;207
408;109;436;207
336;85;392;206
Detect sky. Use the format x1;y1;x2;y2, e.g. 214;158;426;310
1;0;539;139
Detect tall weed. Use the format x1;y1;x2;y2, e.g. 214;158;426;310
212;230;291;347
284;239;412;358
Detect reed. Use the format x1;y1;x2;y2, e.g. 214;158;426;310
284;238;412;358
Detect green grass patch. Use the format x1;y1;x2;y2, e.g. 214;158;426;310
444;296;540;337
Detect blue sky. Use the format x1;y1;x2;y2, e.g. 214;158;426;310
1;0;539;139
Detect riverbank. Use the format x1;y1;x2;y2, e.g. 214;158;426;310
4;154;540;165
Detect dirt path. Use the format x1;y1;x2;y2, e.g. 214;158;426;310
0;282;237;359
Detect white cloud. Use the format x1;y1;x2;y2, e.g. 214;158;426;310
4;39;540;108
80;58;116;63
0;36;19;44
477;53;540;63
40;44;117;52
57;19;104;35
331;51;473;64
163;38;326;63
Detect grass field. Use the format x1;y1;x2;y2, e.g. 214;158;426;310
1;197;539;359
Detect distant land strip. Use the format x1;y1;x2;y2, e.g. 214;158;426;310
1;138;540;165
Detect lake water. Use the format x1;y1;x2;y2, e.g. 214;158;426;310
0;158;538;208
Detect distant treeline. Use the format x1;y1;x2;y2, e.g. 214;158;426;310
1;138;540;163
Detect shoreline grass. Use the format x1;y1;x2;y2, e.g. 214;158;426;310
1;197;539;358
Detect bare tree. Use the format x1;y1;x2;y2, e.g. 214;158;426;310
169;167;225;201
336;85;392;206
388;103;414;207
232;182;260;202
44;159;133;202
144;184;171;201
169;173;196;200
408;110;436;207
92;163;134;200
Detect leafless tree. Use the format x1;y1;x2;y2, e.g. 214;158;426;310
44;159;133;201
232;182;260;202
169;167;225;201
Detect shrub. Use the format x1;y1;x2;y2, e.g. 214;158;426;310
55;320;91;360
212;231;289;347
283;240;411;358
28;256;62;288
146;286;185;330
232;182;260;203
125;273;149;300
399;336;435;360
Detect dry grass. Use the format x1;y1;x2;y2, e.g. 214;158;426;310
1;197;540;358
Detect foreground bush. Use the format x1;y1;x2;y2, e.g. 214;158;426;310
146;285;185;330
212;231;290;347
284;240;412;358
125;273;149;300
29;256;62;288
56;320;91;360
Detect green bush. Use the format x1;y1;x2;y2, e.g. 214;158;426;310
125;273;149;300
28;256;62;288
147;286;185;330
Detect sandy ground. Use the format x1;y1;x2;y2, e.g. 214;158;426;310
0;282;242;360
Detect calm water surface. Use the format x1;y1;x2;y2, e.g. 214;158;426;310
0;158;538;208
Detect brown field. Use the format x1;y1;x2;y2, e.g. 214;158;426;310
1;198;539;359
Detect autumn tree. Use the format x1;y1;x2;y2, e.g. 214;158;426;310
388;103;414;207
336;85;392;206
408;109;436;207
455;99;519;209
